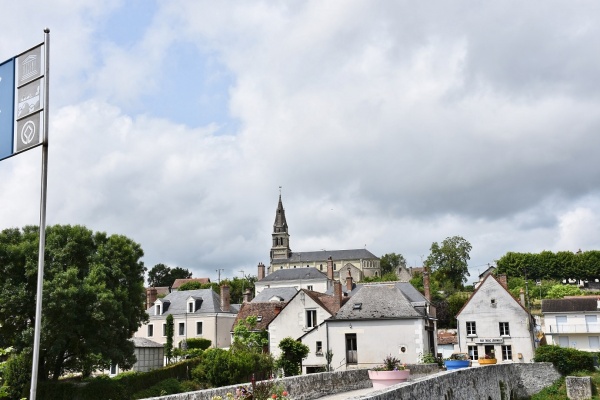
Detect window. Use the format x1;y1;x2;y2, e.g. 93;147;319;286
148;324;154;337
490;298;496;307
188;302;194;313
589;336;600;349
316;341;323;355
307;285;313;291
558;336;569;347
501;345;512;361
466;321;477;336
346;333;357;364
306;310;317;328
320;264;323;270
334;264;337;270
468;345;478;360
162;323;167;336
155;304;161;315
499;322;510;336
179;322;185;336
196;322;203;335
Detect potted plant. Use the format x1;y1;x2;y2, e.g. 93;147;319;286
478;352;497;365
368;355;410;389
443;353;471;370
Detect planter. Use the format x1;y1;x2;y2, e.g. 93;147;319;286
478;358;497;365
368;369;411;389
444;360;471;370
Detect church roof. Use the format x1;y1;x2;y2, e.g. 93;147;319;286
259;267;328;282
272;249;378;264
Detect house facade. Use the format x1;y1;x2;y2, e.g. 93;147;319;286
456;275;535;364
267;194;381;281
134;286;238;349
541;296;600;352
255;267;330;295
300;282;436;373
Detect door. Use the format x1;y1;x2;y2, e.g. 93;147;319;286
345;333;357;364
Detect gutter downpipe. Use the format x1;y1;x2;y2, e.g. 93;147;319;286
457;318;462;352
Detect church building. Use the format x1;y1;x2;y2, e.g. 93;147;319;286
267;194;381;282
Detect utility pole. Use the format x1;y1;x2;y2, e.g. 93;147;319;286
216;269;224;284
239;269;245;292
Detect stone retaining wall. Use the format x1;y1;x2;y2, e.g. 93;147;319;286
142;363;559;400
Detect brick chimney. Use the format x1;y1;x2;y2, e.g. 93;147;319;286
220;285;231;312
346;269;353;292
497;274;508;290
334;280;342;310
274;304;283;315
257;262;265;280
327;257;334;280
146;287;158;309
423;266;431;301
243;288;253;303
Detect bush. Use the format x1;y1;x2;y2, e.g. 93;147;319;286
132;378;183;399
534;345;596;375
2;352;31;399
185;338;212;350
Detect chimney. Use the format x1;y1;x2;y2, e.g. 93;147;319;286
220;285;231;312
520;288;525;307
243;288;253;303
498;274;508;290
257;262;265;280
146;287;158;309
327;257;334;280
274;304;283;315
334;280;342;310
346;269;353;292
423;266;431;301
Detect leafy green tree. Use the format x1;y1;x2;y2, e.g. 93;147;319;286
426;236;472;290
147;264;192;287
165;314;174;364
546;284;583;299
0;225;147;380
276;337;309;376
232;316;269;352
380;253;406;275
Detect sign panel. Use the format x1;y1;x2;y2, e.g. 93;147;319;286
474;338;504;344
0;59;15;160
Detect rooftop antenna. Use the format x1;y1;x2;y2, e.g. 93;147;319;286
216;268;224;284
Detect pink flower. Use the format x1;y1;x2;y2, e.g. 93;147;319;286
282;391;288;397
272;394;278;399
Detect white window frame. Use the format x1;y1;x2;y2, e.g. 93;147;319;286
468;345;478;360
178;322;185;336
499;322;510;336
148;324;154;337
197;321;203;335
501;345;512;361
466;321;477;336
306;309;317;328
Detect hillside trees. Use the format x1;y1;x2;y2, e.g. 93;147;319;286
426;236;472;290
496;250;600;281
0;225;148;380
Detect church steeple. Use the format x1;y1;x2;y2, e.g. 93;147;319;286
271;193;291;261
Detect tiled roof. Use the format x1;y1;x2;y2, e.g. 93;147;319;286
542;297;599;313
232;302;285;331
253;287;298;302
305;290;348;315
334;284;422;320
437;330;458;345
148;289;238;315
271;249;378;264
259;267;328;282
171;278;211;288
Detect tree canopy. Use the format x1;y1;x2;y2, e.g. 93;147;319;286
380;253;407;275
0;225;148;380
496;250;600;281
147;263;192;287
425;236;472;290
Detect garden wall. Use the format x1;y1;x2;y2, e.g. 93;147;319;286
142;363;559;400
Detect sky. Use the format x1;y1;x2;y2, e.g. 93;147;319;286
1;1;600;285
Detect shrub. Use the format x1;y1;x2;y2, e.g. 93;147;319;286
2;352;31;399
534;345;596;375
185;338;212;350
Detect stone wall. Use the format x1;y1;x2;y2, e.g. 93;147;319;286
141;363;559;400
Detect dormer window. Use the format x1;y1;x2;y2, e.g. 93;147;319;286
353;303;362;310
257;315;263;322
155;304;161;315
188;302;194;313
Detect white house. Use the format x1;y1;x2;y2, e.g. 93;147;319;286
134;286;238;349
300;282;436;373
456;275;535;364
541;296;600;351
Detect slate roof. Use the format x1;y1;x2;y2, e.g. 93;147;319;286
259;267;328;282
252;287;298;303
149;289;238;315
542;297;599;313
271;249;378;264
132;337;163;348
334;284;423;320
232;302;285;331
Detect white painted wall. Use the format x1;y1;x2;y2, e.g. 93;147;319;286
255;279;329;295
457;277;535;363
543;312;600;351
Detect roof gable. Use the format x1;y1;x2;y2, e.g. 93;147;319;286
334;284;422;320
457;274;529;318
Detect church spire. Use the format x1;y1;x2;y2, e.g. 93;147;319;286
271;191;291;262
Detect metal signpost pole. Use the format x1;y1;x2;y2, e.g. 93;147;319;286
29;28;50;400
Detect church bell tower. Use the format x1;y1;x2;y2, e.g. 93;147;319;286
271;194;292;261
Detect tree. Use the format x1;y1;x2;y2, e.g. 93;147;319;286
0;225;148;380
380;253;407;275
546;284;583;299
276;337;309;376
426;236;472;290
165;314;174;364
147;264;192;287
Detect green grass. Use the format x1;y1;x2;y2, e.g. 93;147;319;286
530;370;600;400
